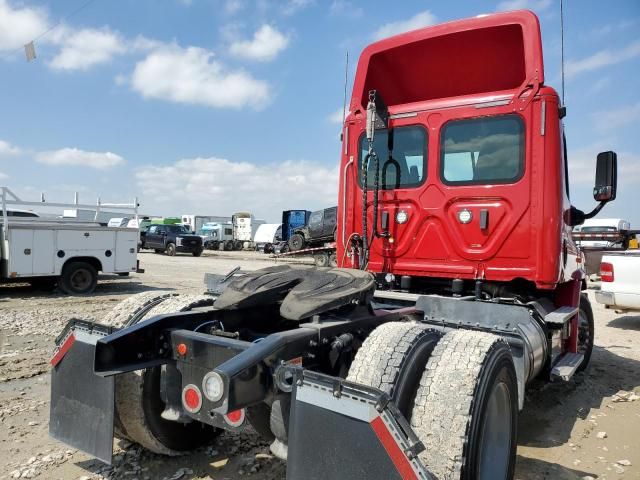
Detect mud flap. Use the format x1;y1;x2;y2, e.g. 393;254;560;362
286;369;433;480
49;324;115;464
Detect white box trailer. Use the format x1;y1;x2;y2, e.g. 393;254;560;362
1;187;142;294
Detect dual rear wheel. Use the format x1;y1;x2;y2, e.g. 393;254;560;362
348;323;518;480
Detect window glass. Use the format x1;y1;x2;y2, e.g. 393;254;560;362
149;225;158;234
309;212;323;225
358;126;427;189
441;115;524;184
225;228;233;235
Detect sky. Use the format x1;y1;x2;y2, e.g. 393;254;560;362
0;0;638;224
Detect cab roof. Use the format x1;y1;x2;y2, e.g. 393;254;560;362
350;10;544;112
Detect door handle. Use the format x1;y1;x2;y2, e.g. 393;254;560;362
480;209;489;230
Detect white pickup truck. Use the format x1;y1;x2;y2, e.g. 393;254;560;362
595;251;640;313
1;187;142;295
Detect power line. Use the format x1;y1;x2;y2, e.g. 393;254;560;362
0;0;99;61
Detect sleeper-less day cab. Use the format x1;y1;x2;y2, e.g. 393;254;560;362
49;11;618;480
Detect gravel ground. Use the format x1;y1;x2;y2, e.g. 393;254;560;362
0;250;638;480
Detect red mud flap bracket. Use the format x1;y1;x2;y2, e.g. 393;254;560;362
286;369;434;480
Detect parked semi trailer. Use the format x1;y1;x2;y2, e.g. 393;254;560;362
1;187;143;294
49;11;618;479
231;211;265;250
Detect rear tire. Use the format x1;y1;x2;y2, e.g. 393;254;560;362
109;293;218;454
60;261;98;295
328;252;337;268
288;233;305;251
577;293;595;372
165;243;176;256
411;330;518;480
224;241;233;251
347;322;441;416
314;253;329;267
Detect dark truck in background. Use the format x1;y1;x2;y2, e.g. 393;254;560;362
288;206;337;251
140;224;203;256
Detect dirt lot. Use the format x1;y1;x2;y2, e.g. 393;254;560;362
1;251;638;480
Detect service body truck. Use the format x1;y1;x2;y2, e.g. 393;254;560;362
1;187;142;294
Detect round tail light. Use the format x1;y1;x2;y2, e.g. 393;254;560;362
223;409;246;428
182;384;202;413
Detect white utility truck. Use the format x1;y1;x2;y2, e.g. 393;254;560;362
1;187;142;294
596;251;640;313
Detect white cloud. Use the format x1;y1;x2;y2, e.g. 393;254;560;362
282;0;314;16
496;0;552;11
330;0;363;18
593;102;640;131
0;171;8;180
0;0;48;52
0;139;21;156
566;40;640;78
35;148;125;169
229;25;289;62
135;157;338;220
328;107;345;124
569;146;640;185
48;27;125;71
131;44;270;109
373;11;437;40
225;0;245;14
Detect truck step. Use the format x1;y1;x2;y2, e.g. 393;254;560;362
550;352;584;381
545;306;578;327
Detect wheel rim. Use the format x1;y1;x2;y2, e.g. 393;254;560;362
577;309;590;355
167;245;174;255
478;382;512;479
70;268;92;291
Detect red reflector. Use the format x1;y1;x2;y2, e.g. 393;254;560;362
177;343;188;356
50;333;76;367
600;262;614;282
182;384;202;413
223;408;246;427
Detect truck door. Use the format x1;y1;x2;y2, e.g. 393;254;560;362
307;211;324;239
323;207;337;238
146;225;160;248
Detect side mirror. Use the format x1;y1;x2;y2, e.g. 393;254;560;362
593;151;617;202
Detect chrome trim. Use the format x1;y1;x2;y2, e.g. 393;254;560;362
474;99;511;109
389;112;418;119
540;100;546;136
342;157;354;246
343;124;349;155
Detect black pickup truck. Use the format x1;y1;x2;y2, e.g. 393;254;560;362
141;224;203;256
288;206;337;251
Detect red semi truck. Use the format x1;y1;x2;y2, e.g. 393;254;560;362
49;10;617;480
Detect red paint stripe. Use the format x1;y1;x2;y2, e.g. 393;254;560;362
50;333;76;367
370;415;418;480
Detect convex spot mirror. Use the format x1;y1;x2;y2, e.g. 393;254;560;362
593;151;617;202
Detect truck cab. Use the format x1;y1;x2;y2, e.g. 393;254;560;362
337;10;616;299
143;224;203;257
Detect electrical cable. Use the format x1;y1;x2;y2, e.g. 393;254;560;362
0;0;99;61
